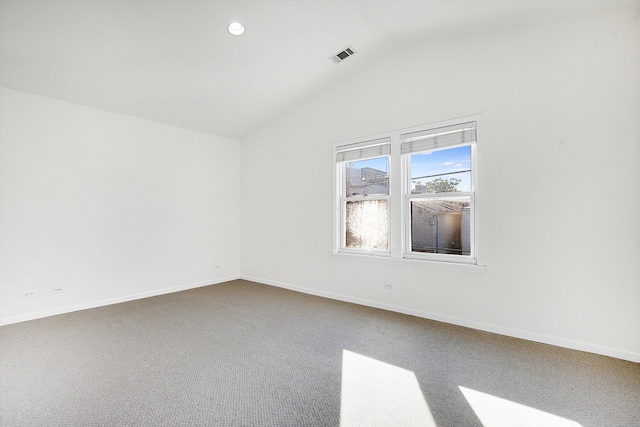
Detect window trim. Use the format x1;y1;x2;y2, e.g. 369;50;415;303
330;251;487;273
333;115;484;270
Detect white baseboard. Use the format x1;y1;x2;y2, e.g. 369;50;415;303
0;275;241;326
241;275;640;364
4;273;637;363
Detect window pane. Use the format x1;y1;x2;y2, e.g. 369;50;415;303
411;197;470;255
345;157;389;197
346;200;388;250
410;146;470;194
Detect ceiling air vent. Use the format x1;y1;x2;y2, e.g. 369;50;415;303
330;46;356;64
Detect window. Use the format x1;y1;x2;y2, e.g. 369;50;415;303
334;117;480;267
336;138;390;253
402;122;476;263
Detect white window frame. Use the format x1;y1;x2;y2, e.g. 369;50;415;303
333;115;484;271
335;138;391;256
401;121;478;265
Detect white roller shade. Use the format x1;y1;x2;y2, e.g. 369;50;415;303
336;137;391;162
401;122;476;154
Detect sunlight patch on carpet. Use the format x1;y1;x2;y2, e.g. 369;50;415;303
459;386;583;427
340;350;437;427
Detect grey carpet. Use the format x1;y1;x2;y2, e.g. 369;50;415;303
1;279;638;426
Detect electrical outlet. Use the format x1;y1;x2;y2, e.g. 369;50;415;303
383;282;393;290
214;264;221;269
22;290;37;298
52;287;64;294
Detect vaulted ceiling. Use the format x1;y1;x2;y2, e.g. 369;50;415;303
0;0;632;139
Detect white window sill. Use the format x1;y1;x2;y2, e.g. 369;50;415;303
331;252;487;273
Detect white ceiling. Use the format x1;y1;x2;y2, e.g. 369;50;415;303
0;0;634;139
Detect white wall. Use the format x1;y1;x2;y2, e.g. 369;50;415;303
0;87;241;324
240;6;640;362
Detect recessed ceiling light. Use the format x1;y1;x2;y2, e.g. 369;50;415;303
228;22;245;36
